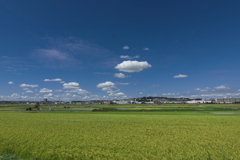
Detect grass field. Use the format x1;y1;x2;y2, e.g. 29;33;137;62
0;104;240;159
1;103;240;111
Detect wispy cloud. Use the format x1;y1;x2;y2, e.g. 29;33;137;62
0;56;37;73
209;70;235;73
20;84;39;88
65;88;90;95
120;55;139;59
162;93;179;96
115;82;129;85
11;93;21;98
114;73;127;78
33;49;78;68
215;85;230;90
122;45;130;50
54;90;63;92
34;37;116;69
173;74;188;78
143;47;150;51
35;49;70;61
46;37;111;55
191;92;240;98
195;87;212;92
44;78;62;82
26;90;34;93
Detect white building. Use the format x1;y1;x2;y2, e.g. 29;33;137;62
112;100;129;104
186;99;212;104
215;98;240;103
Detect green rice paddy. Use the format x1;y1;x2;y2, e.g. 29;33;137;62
0;104;240;159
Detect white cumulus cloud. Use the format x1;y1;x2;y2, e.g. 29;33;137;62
143;47;150;51
63;82;91;95
173;74;188;78
114;73;126;78
20;84;39;88
44;93;53;97
97;81;126;98
63;82;80;89
97;81;116;90
77;89;90;95
40;88;53;93
115;60;152;72
8;81;14;84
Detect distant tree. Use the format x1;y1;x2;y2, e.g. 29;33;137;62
110;101;116;105
26;107;32;111
35;102;40;110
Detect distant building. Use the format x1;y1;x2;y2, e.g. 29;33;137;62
186;99;212;104
112;100;129;104
215;98;240;103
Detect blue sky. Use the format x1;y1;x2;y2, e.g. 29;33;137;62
1;0;240;101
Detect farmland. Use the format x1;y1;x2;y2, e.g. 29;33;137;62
0;104;240;159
